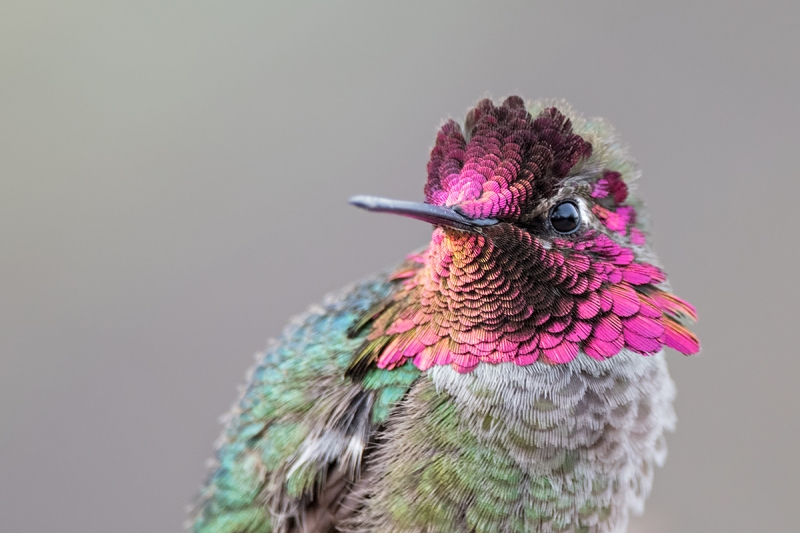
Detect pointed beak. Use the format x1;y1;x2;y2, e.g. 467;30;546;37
349;195;498;232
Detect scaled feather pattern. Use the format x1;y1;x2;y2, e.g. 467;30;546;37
355;97;699;373
191;95;700;533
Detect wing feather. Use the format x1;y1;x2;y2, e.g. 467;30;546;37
190;274;420;533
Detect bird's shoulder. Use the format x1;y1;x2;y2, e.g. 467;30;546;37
191;272;422;533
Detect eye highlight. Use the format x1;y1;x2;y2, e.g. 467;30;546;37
549;201;581;235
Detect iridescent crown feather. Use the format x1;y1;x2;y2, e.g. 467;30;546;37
349;96;699;374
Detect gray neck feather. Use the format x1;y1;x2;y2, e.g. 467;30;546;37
428;350;676;530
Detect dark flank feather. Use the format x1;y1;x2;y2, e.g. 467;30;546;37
189;274;421;533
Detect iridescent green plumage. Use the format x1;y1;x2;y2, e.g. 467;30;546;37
191;275;421;532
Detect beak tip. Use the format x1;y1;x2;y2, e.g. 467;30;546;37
349;195;378;210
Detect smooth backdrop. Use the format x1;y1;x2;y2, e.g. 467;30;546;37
2;1;798;531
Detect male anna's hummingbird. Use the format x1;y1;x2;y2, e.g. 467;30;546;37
190;96;699;533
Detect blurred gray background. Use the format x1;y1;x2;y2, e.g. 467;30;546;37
1;1;798;532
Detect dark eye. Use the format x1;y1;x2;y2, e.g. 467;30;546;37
549;201;581;234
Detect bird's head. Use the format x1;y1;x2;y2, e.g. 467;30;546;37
350;96;699;374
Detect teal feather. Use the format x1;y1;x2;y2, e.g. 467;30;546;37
190;274;421;532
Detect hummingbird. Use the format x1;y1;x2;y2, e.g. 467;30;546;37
189;96;699;533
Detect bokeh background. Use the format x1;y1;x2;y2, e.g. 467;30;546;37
2;1;798;532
